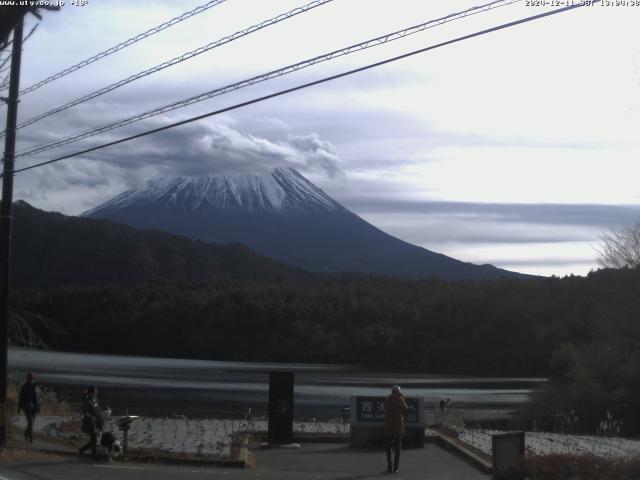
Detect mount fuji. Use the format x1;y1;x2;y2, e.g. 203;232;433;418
83;168;521;280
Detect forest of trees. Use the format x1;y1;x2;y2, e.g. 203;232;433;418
12;266;640;377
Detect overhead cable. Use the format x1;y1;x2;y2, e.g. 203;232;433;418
19;0;228;96
12;3;589;175
16;0;521;158
7;0;334;135
0;54;13;73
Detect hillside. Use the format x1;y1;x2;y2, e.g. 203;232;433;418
11;201;300;287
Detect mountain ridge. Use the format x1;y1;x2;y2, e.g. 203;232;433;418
10;201;301;288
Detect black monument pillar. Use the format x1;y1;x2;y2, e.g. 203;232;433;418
268;371;294;444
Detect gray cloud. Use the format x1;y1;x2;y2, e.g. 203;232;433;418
343;198;640;230
147;120;343;178
496;258;596;267
14;160;127;214
365;217;596;245
288;133;340;178
18;118;344;196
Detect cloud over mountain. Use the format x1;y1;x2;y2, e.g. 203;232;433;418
15;118;343;213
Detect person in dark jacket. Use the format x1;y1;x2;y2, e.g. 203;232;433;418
78;386;100;459
18;372;39;443
384;385;408;473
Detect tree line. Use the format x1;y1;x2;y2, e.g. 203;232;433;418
12;266;640;377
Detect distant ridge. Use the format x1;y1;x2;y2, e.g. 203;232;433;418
11;201;299;288
84;168;525;281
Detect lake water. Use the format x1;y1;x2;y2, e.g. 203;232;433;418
9;348;544;424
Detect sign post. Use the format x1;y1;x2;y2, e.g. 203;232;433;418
118;416;133;455
492;431;525;479
268;371;294;445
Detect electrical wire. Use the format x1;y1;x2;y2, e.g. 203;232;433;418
0;24;36;103
16;0;521;158
19;0;228;96
12;3;589;175
7;0;335;135
0;54;12;73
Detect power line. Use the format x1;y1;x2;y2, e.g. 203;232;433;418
0;69;9;91
18;0;228;96
13;3;589;176
0;54;12;73
7;0;335;135
16;0;521;159
0;58;11;93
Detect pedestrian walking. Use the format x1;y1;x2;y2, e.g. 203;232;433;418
384;385;408;474
439;399;445;413
17;372;39;443
78;386;101;459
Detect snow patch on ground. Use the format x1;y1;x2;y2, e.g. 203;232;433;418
452;427;640;459
235;419;349;435
11;416;349;459
127;417;237;457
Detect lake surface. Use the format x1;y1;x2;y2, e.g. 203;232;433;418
9;348;544;424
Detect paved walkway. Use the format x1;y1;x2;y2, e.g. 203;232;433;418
252;442;489;479
0;442;489;480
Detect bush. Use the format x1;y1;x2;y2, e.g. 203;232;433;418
524;343;640;436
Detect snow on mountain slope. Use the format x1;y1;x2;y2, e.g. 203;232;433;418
84;168;341;216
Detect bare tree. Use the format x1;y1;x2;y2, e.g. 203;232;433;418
597;221;640;269
9;308;63;349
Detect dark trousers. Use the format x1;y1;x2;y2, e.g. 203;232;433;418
386;436;401;471
24;411;36;442
79;432;97;458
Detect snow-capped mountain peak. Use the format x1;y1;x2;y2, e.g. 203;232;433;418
84;168;342;216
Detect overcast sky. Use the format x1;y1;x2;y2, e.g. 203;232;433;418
4;0;640;276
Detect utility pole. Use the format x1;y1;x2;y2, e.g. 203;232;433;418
0;14;24;447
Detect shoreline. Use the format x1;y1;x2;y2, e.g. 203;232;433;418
9;347;547;383
9;348;537;426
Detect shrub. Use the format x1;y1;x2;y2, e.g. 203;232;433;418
524;343;640;436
